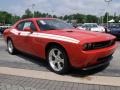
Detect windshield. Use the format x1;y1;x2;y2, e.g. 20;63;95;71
37;19;74;30
109;24;120;28
83;24;98;28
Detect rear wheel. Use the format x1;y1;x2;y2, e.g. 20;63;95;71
7;39;17;54
47;46;69;74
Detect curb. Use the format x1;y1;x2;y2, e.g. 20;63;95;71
0;67;120;87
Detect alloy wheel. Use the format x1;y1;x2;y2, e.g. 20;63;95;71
48;48;65;72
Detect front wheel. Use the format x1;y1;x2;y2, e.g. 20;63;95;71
47;46;69;74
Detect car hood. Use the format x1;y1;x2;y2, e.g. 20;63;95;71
42;29;115;44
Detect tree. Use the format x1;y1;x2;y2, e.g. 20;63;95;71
113;12;119;23
72;13;85;23
12;15;20;24
53;15;57;18
22;9;33;19
103;12;108;23
86;15;98;23
58;16;64;20
62;14;99;23
0;9;119;25
0;11;13;24
34;11;41;18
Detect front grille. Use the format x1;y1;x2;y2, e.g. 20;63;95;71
92;39;115;50
84;39;115;51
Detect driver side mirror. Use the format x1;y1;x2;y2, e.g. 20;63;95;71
23;27;33;33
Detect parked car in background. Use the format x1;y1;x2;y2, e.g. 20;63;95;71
3;18;116;74
107;23;120;38
78;23;105;32
0;25;11;34
76;23;83;28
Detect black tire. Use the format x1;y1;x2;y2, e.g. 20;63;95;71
7;39;17;55
47;46;70;74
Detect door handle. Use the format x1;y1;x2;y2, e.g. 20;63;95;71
18;32;20;35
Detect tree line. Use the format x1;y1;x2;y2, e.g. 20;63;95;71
0;9;120;25
0;11;20;25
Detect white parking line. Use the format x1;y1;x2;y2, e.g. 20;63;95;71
0;67;120;87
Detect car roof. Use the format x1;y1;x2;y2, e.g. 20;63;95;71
14;18;57;26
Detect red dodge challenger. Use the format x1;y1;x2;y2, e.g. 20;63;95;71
3;18;116;74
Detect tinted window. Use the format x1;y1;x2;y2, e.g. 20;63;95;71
16;22;24;31
83;24;98;28
109;24;120;28
37;19;74;30
23;21;36;31
23;22;31;29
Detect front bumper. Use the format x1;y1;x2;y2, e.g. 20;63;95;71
82;55;112;70
69;44;116;68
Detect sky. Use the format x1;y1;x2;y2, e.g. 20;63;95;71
0;0;120;16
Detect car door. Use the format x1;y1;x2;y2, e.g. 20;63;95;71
22;20;47;57
21;21;41;55
19;21;35;53
13;21;26;51
14;21;34;53
16;20;44;57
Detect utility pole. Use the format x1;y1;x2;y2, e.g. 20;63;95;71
104;0;112;27
32;4;35;18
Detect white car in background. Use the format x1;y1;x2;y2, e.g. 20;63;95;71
78;23;105;33
0;25;11;34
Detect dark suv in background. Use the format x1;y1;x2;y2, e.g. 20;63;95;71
107;23;120;39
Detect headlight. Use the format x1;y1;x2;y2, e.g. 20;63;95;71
83;43;93;50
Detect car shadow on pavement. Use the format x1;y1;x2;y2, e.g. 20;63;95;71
15;51;49;69
69;64;109;77
14;51;112;77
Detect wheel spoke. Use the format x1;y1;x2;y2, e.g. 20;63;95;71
52;60;57;65
59;59;64;63
57;51;61;57
52;50;57;58
57;62;63;70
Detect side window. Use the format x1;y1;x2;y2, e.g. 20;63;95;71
16;21;37;31
23;22;32;30
23;21;36;31
16;22;24;31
